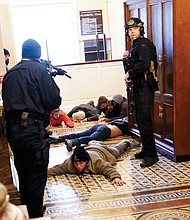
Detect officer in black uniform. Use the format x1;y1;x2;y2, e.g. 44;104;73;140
123;17;159;168
2;39;62;218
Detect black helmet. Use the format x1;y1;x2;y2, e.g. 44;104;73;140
125;17;144;36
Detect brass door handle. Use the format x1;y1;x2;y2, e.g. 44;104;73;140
158;55;162;66
159;105;163;117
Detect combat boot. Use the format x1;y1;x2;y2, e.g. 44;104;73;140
140;156;159;168
135;151;145;159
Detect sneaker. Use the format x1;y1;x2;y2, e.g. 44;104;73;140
140;157;159;168
89;140;104;146
65;139;73;152
135;151;145;159
128;139;140;148
121;140;131;151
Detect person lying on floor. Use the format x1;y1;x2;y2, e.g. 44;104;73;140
99;94;128;123
55;116;129;152
71;110;86;123
95;95;109;116
47;108;74;129
67;101;99;122
48;140;131;186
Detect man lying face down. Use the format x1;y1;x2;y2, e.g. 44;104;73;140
48;140;132;186
54;116;129;152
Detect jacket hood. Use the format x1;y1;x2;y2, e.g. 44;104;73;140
111;94;123;105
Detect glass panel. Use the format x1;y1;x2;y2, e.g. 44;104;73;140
162;1;173;94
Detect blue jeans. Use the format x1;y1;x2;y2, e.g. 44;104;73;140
60;124;111;145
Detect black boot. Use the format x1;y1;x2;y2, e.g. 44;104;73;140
135;151;145;159
140;157;159;168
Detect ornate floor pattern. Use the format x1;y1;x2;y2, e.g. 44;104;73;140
43;123;190;219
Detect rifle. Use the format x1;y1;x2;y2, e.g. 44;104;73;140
122;57;136;115
40;59;71;79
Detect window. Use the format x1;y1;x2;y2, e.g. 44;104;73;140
11;2;80;65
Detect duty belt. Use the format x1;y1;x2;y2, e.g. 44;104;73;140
8;117;42;126
6;111;44;127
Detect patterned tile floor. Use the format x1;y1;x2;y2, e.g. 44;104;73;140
44;124;190;219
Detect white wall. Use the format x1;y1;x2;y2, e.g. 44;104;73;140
0;26;6;97
54;60;126;112
0;0;126;66
76;0;126;61
107;0;126;59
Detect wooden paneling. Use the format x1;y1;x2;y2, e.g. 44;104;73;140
0;113;20;205
173;0;190;156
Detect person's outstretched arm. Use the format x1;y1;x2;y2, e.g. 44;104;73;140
94;158;125;186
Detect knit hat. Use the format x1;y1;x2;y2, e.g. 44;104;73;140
71;146;91;162
22;39;41;59
111;94;123;105
72;110;85;121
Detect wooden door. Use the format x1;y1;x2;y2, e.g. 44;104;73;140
124;0;147;133
148;0;174;158
124;0;175;159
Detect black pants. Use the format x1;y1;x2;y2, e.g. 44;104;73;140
134;83;158;158
6;120;49;218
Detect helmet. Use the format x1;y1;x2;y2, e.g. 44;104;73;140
125;17;144;36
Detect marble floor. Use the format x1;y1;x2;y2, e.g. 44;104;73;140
43;124;190;220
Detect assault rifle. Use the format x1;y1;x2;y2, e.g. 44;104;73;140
122;57;136;115
40;59;71;79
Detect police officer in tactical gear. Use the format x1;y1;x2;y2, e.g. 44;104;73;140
123;17;159;168
2;39;62;218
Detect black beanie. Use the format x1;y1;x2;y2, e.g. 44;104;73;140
22;39;41;59
71;146;91;162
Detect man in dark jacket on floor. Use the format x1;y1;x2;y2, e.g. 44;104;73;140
99;94;128;122
67;102;99;122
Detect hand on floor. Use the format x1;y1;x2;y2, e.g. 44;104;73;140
112;178;126;186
